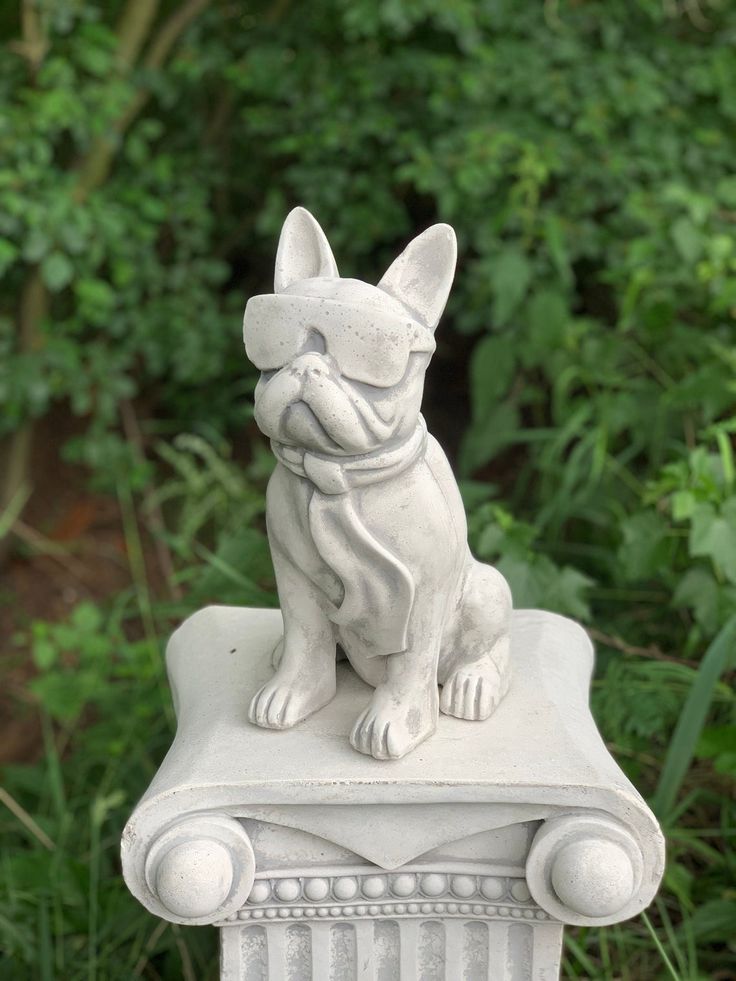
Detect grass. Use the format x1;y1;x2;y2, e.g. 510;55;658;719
1;434;735;980
652;615;736;820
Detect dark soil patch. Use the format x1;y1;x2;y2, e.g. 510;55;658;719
0;408;161;764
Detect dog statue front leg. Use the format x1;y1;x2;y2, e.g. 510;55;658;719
248;547;337;729
350;639;441;760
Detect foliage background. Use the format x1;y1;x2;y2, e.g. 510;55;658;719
1;0;735;978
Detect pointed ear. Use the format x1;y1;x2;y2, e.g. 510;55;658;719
378;224;457;329
274;207;339;292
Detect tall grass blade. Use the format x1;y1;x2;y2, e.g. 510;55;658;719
564;934;599;976
38;899;53;981
0;787;55;850
652;614;736;819
642;912;682;981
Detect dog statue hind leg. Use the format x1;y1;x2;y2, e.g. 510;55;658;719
438;557;512;721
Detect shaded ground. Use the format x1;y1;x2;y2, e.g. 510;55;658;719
0;410;154;765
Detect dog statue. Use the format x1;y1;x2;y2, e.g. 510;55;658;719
242;207;512;759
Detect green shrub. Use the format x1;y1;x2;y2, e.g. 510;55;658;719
2;1;735;977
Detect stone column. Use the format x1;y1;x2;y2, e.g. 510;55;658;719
121;606;664;981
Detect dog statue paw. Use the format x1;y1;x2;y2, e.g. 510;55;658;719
242;207;512;760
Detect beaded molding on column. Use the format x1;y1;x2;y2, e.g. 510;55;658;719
217;871;553;925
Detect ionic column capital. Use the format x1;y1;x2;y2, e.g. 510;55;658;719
526;810;647;926
128;812;255;926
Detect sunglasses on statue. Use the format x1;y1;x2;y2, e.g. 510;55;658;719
243;293;436;389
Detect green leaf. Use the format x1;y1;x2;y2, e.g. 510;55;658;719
23;229;50;263
671;216;703;263
652;614;736;819
0;238;18;275
525;289;569;357
469;334;515;421
90;790;125;827
545;565;594;621
71;602;103;634
671;490;695;521
490;249;531;326
459;402;519;475
688;900;736;941
696;724;736;776
617;511;672;582
543;215;572;286
495;553;592;620
458;480;497;511
41;252;74;292
696;723;736;756
32;639;57;670
672;568;721;632
76;43;113;78
594;660;695;744
30;672;93;721
689;499;736;582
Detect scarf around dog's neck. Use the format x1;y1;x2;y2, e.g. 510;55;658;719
271;418;427;656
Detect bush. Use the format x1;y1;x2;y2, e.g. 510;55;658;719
1;1;735;977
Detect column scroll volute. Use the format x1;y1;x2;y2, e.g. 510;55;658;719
526;811;649;927
134;812;255;926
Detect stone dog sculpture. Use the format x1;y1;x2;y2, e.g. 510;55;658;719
242;207;512;759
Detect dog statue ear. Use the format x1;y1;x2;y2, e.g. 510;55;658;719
274;207;339;292
378;224;457;330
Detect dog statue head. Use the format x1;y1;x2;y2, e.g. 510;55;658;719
243;207;457;456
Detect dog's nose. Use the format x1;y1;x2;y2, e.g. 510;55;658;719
289;352;332;378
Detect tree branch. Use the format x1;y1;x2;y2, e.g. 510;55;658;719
586;627;698;669
113;0;161;73
4;1;209;562
143;0;211;72
0;266;48;564
9;0;49;75
73;0;212;202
